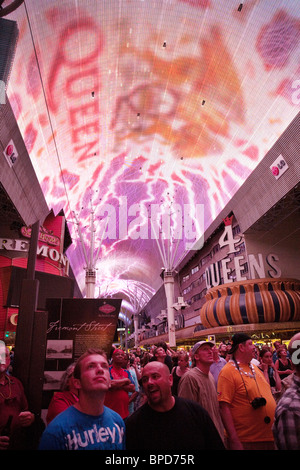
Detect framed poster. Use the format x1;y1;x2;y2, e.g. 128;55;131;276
45;298;121;358
41;298;121;420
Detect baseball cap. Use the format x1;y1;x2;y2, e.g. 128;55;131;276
228;333;251;354
191;340;215;356
112;348;125;356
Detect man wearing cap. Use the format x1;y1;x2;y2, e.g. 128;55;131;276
217;333;276;450
178;340;224;442
272;332;300;450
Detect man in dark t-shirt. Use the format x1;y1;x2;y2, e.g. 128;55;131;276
125;361;225;450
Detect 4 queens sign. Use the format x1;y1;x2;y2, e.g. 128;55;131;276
97;197;204;250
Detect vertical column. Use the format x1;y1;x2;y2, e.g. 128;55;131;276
85;269;96;298
28;310;48;414
164;272;176;347
134;314;139;347
13;220;40;396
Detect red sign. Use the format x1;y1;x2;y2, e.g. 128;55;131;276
21;226;60;246
6;145;14;156
3;139;18;167
98;304;116;314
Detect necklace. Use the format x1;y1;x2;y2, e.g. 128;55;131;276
229;360;256;378
230;359;271;424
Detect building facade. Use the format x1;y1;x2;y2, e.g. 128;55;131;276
137;112;300;348
0;89;80;344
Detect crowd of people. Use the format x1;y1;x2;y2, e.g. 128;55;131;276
0;334;299;451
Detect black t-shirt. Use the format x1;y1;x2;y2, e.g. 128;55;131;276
125;396;225;450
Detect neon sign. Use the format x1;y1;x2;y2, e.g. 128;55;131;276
0;237;69;272
205;221;281;289
21;226;60;247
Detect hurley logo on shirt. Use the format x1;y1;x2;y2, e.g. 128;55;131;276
65;423;124;450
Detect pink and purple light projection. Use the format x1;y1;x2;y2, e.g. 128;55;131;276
6;0;300;309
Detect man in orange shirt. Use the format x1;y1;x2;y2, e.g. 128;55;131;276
217;333;276;450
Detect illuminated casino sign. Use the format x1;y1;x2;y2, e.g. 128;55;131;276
21;225;60;246
0;237;69;272
205;217;282;290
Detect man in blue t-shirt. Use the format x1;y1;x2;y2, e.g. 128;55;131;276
39;348;125;450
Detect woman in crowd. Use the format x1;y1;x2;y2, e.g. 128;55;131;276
258;348;281;401
274;346;294;380
171;350;189;395
46;363;78;424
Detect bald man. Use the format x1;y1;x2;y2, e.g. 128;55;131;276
125;361;225;450
273;333;300;450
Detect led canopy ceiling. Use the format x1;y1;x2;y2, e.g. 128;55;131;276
5;0;300;316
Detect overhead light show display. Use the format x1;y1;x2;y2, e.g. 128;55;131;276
5;0;300;313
